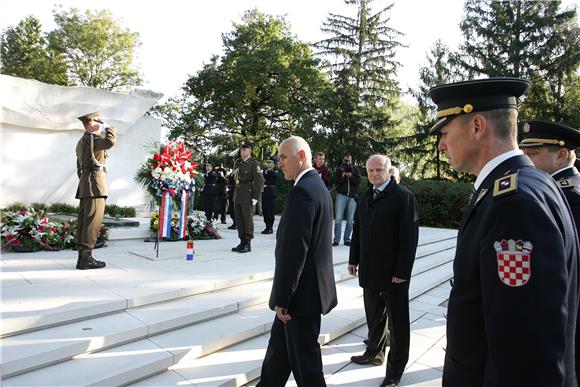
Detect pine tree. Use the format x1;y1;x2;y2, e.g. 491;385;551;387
453;0;579;125
314;0;403;164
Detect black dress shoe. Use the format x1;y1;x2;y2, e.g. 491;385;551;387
261;229;273;234
350;352;384;366
344;240;351;246
77;256;106;270
379;377;400;387
332;241;339;247
228;224;237;230
232;243;243;252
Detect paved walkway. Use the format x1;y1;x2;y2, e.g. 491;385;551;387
1;216;455;386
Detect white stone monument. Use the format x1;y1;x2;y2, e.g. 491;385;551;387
0;74;163;210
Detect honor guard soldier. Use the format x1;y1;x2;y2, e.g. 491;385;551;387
429;78;579;386
75;112;116;270
231;141;265;253
519;120;580;384
202;162;218;221
261;156;279;234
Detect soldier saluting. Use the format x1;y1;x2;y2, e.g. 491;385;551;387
75;112;116;270
231;141;264;253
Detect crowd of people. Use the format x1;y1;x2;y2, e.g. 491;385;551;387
75;75;579;387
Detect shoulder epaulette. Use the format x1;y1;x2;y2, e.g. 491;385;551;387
557;178;573;189
493;172;518;199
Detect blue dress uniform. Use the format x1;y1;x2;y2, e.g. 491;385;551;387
429;78;580;387
520;119;580;385
261;158;279;234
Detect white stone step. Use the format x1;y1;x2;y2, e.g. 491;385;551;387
131;268;453;387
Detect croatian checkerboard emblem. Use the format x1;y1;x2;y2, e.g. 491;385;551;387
494;239;532;287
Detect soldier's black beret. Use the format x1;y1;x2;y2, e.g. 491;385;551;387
429;77;531;135
519;120;579;150
240;141;253;149
77;112;103;124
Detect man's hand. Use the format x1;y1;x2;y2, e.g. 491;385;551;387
345;172;352;177
348;264;357;276
275;306;291;323
391;276;407;284
252;199;258;206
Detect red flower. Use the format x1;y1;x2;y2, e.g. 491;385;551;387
18;210;28;215
38;225;46;233
153;153;161;161
169;188;176;196
12;239;21;247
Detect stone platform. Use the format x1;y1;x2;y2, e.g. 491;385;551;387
0;216;456;386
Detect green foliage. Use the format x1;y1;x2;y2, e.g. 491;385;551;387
105;204;136;218
0;16;69;85
4;202;135;217
48;7;142;91
48;202;78;214
159;10;333;158
314;0;404;163
453;0;579;125
401;178;472;228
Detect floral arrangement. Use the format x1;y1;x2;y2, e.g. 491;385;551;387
135;140;199;203
150;210;220;241
1;208;109;252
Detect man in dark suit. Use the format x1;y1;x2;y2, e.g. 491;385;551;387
202;162;218;221
519;120;580;385
258;136;338;387
75;112;116;270
429;77;579;386
348;155;419;387
261;157;279;234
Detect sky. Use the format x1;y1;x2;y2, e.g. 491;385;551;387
2;0;572;104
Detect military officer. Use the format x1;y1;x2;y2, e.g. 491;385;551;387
519;120;580;385
202;162;218;221
75;112;116;270
231;141;265;253
261;157;279;234
429;78;579;386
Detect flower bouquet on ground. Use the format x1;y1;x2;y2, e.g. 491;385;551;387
1;208;110;252
150;211;220;241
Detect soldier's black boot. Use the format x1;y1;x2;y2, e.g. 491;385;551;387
228;223;237;230
220;215;227;224
238;239;251;253
77;250;106;270
75;251;83;269
231;239;244;252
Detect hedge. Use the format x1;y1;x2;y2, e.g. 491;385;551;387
3;202;137;218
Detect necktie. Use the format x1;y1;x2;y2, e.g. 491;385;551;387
373;188;380;200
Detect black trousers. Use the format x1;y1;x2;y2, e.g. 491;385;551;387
228;192;236;223
258;315;326;387
262;195;275;230
214;194;227;220
203;194;217;221
363;285;410;379
234;202;254;240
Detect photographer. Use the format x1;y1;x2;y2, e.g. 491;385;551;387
333;152;361;246
214;165;228;223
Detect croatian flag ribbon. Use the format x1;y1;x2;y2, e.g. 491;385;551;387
159;190;173;239
178;190;189;240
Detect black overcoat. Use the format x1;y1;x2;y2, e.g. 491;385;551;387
349;177;419;290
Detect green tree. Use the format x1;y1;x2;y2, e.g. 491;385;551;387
48;7;142;91
314;0;404;164
392;40;472;181
0;16;68;85
163;10;333;158
453;0;579;125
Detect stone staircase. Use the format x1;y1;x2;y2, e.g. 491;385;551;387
1;226;456;386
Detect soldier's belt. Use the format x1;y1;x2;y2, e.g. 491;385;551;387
81;166;107;174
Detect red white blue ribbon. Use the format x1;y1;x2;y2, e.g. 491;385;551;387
178;190;189;240
159;190;173;239
186;240;194;260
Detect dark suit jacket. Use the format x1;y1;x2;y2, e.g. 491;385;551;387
269;169;338;316
75;128;116;199
443;155;580;387
349;177;419;290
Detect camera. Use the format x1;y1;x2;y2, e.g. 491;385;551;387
341;163;353;173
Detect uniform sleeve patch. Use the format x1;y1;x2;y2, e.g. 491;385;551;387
557;178;573;189
494;239;532;287
493;172;518;198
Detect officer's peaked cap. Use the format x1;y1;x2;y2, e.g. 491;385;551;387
519;120;579;150
429;77;531;135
